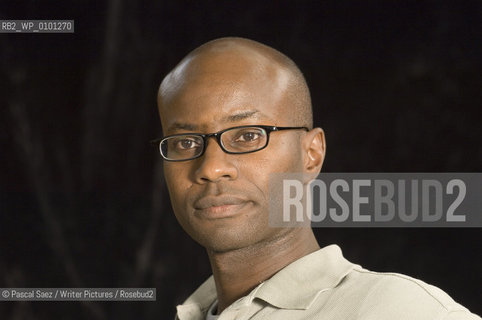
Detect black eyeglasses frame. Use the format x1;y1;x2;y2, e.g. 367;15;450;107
150;125;309;162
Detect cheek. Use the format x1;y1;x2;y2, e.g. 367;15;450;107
252;136;304;172
239;141;304;195
164;164;191;204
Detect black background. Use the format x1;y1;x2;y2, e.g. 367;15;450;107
0;1;481;319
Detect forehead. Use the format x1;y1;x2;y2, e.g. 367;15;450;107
159;53;294;134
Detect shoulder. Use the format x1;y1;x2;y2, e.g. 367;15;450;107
336;267;479;320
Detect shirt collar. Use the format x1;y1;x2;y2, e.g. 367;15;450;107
254;244;358;309
176;244;358;319
176;276;217;320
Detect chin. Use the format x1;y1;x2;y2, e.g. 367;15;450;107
199;234;249;253
194;229;262;254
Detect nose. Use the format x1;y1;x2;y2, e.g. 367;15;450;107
194;137;238;183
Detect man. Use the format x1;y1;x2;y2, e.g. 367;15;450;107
153;37;479;319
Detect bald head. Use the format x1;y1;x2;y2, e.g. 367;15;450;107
158;37;313;130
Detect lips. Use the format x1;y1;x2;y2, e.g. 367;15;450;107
194;195;246;209
193;195;249;219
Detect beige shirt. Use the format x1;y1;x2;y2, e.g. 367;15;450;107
175;245;480;320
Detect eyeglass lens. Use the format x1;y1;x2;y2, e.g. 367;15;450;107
161;127;268;160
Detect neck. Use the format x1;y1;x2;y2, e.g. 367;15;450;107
207;229;319;313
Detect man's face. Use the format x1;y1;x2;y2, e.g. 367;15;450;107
159;53;307;252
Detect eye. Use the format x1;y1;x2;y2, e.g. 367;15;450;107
235;130;261;142
174;138;201;150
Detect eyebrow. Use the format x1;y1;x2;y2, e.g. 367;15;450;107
167;109;264;133
222;110;261;122
167;122;198;132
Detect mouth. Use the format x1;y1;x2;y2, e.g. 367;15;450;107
193;196;250;219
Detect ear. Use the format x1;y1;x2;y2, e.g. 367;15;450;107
302;128;326;176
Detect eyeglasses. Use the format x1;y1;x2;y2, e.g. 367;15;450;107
150;125;309;161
